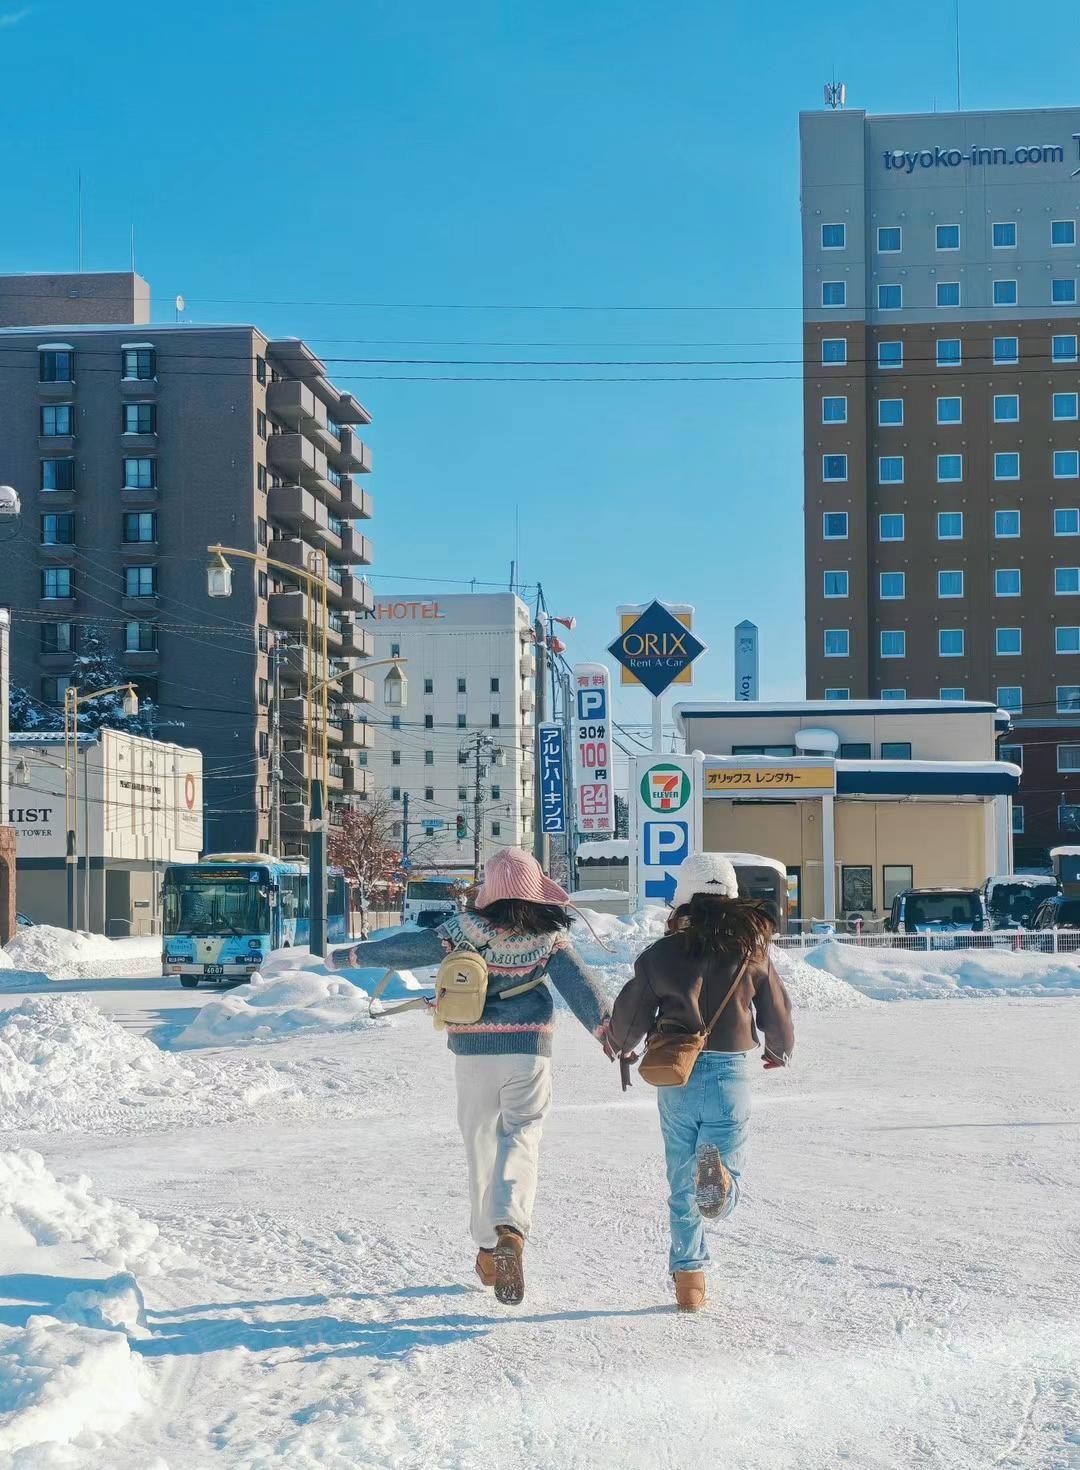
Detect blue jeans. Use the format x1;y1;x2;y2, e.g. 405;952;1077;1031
657;1051;752;1274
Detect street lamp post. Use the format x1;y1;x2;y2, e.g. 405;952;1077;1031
63;682;139;930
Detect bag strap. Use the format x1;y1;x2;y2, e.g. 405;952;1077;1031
702;955;753;1039
367;966;433;1016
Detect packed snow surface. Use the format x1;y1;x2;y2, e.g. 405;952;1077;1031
1;926;159;984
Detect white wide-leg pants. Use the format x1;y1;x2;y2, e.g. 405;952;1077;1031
454;1052;553;1249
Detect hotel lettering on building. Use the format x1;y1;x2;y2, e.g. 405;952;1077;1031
801;107;1080;862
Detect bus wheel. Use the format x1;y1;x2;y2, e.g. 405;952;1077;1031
179;976;200;989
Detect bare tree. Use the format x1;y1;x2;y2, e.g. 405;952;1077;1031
327;794;437;935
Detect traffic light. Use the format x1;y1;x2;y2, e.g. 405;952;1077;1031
456;813;467;841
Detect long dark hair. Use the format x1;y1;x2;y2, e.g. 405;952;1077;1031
474;899;572;935
667;894;775;961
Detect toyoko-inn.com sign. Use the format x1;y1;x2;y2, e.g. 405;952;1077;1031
571;663;614;836
883;136;1080;175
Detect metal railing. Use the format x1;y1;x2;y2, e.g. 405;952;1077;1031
774;928;1080;953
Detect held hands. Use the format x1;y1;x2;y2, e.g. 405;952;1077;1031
598;1017;619;1061
762;1046;788;1070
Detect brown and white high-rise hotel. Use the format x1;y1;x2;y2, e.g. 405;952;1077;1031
801;106;1080;863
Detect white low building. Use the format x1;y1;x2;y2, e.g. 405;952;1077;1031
9;728;202;933
363;593;535;877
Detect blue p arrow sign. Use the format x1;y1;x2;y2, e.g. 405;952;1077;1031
644;871;678;903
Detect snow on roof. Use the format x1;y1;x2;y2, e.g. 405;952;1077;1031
676;698;998;723
1050;846;1080;857
837;759;1021;775
985;874;1058;893
576;840;630;861
721;852;788;878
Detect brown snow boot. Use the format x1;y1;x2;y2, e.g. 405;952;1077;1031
674;1270;707;1313
696;1145;733;1220
492;1226;525;1307
475;1249;497;1288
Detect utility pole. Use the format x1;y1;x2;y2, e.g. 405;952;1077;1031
474;737;484;884
401;790;410;869
269;636;282;856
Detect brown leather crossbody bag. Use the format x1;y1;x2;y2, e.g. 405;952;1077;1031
637;957;751;1088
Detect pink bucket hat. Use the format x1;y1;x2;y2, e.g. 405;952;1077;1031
474;847;570;908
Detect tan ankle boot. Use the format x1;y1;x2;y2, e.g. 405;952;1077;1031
493;1226;526;1306
674;1270;707;1313
475;1249;496;1288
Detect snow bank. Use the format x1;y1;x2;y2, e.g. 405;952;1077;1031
173;968;388;1047
1;926;159;984
0;995;333;1133
0;1151;168;1458
771;947;877;1011
802;940;1080;1000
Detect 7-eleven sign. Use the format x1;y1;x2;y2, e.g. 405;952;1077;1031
642;763;691;812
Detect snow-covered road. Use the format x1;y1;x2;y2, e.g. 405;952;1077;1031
1;956;1077;1469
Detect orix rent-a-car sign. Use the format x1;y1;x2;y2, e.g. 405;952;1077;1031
571;662;615;836
608;601;706;698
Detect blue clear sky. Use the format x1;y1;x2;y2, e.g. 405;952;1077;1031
2;0;1078;735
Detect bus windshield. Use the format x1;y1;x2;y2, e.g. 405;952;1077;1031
163;869;269;936
406;880;456;902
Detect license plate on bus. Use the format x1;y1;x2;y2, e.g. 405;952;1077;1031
204;964;224;976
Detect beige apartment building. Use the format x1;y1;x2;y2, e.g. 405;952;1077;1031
0;272;375;855
801;107;1080;865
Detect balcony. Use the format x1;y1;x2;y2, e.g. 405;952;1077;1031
339;573;374;614
267;378;340;458
341;764;367;796
331;668;374;703
337;428;373;474
267;433;339;504
337;477;373;520
339;718;373;750
331;526;373;567
340;619;374;658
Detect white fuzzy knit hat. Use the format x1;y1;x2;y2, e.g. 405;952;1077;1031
670;852;739;909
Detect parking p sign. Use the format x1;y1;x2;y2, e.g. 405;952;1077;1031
572;662;615;836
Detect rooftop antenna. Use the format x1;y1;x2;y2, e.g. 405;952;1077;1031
954;0;962;110
76;171;84;271
824;81;846;110
130;223;136;274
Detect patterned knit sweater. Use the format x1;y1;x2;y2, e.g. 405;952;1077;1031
339;914;611;1057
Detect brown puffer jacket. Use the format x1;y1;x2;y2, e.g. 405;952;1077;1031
609;935;795;1061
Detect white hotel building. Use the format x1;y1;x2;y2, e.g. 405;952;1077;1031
363;593;536;875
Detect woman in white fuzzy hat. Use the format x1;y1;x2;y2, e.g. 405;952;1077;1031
606;852;794;1312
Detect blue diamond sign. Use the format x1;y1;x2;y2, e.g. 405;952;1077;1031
608;601;707;698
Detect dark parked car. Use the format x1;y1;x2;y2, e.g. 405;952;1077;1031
984;875;1059;929
1029;895;1080;950
886;888;989;936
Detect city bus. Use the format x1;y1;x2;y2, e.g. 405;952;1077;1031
402;874;461;928
161;854;348;986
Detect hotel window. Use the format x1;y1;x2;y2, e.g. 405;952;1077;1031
821;338;847;364
994;337;1019;364
1055;508;1080;536
880;630;906;658
879;513;905;541
821;396;847;423
122;402;156;435
257;517;268;547
41;677;71;704
1058;686;1080;712
424;750;434;766
123;457;155;489
257;571;268;599
256;410;267;439
840;742;871;758
821;223;846;249
255;355;267;383
937;396;962;424
994;394;1020;422
936;224;960;250
938;511;963;539
490;713;501;728
938;454;963;482
391;750;401;766
940;688;965;701
993;222;1017;248
457;677;467;693
879;572;905;600
821;281;846;307
41;568;73;599
825;688;850;700
936;282;960;307
996;509;1021;538
1052;335;1078;362
1052;220;1076;247
257;623;268;651
823;512;849;539
996;568;1021;597
40;621;76;653
937;338;961;366
40;404;73;436
997;687;1023;713
877;226;902;253
1059;805;1080;831
993;280;1018;306
1056;567;1080;595
996;627;1022;656
423;676;433;693
1052;278;1077;305
880;692;906;703
878;340;903;368
41;459;75;491
823;571;849;598
1059;744;1080;772
124;565;156;598
424;786;434;802
258;678;269;707
878;398;904;426
1054;392;1079;420
424;714;434;729
824;629;850;657
1055;451;1080;479
490;677;500;692
39;348;74;382
878;455;904;484
939;629;965;657
122;511;156;544
491;822;502;838
878;284;902;310
1012;805;1025;834
822;454;848;481
40;512;74;545
995;452;1020;480
880;741;912;758
938;570;964;598
457;713;467;728
121;347;155;380
1057;627;1080;655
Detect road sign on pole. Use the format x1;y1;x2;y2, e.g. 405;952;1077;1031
630;753;703;907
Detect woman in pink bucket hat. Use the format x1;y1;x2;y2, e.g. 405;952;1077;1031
343;847;611;1305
